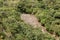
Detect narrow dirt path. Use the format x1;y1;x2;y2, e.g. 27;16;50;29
21;14;59;40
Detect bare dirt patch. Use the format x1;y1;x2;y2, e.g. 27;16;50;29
21;14;59;40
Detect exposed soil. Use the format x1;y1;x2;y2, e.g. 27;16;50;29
21;14;59;40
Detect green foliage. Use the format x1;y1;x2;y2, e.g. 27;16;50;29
17;0;39;14
18;0;60;37
14;22;55;40
0;0;60;40
35;0;60;36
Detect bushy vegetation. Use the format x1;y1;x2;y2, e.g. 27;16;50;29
18;0;60;36
0;0;60;40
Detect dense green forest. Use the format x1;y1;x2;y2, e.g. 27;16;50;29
0;0;60;40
